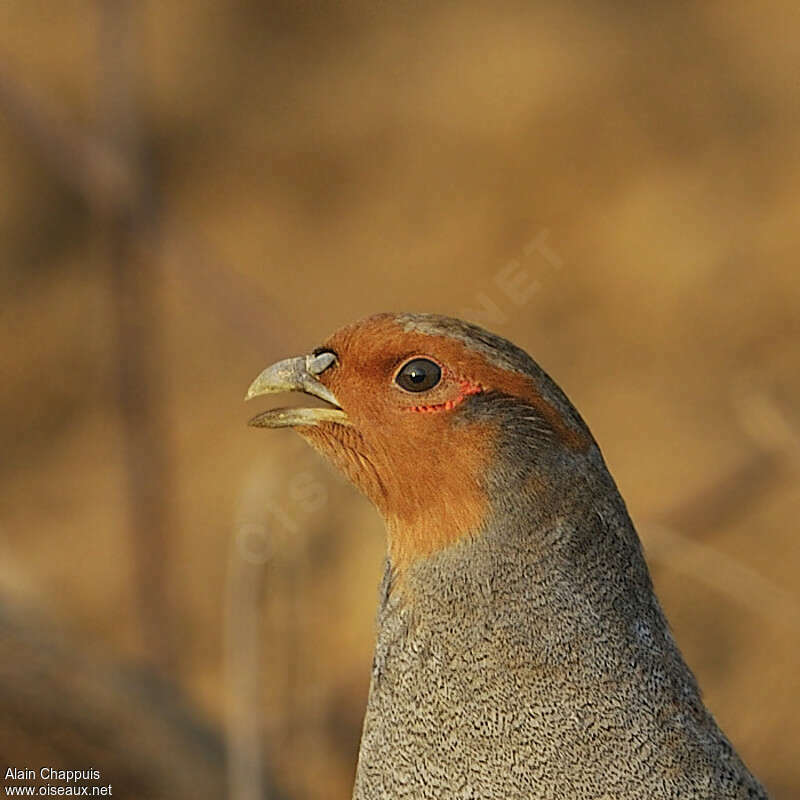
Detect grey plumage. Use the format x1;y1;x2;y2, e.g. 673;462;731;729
355;459;766;798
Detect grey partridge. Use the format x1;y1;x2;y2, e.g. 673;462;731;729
246;312;769;800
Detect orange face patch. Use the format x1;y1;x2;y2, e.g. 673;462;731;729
296;313;589;574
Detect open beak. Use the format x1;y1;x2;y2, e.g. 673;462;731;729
245;351;350;428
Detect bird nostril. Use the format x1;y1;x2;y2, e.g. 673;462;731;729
307;349;337;375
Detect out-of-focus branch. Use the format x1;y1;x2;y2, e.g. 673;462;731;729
655;389;797;538
160;228;299;353
0;65;137;215
96;0;176;673
643;522;800;634
225;502;270;800
655;449;785;538
645;392;799;632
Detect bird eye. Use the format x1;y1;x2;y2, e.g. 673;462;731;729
395;358;442;393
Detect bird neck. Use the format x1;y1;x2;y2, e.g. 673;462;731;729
383;465;679;680
382;472;488;578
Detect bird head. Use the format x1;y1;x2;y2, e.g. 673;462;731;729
246;313;595;573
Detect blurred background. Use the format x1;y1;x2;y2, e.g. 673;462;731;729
1;1;798;798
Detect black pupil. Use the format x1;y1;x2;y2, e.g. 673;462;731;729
396;358;441;392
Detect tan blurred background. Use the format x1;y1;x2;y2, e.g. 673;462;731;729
1;1;798;798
